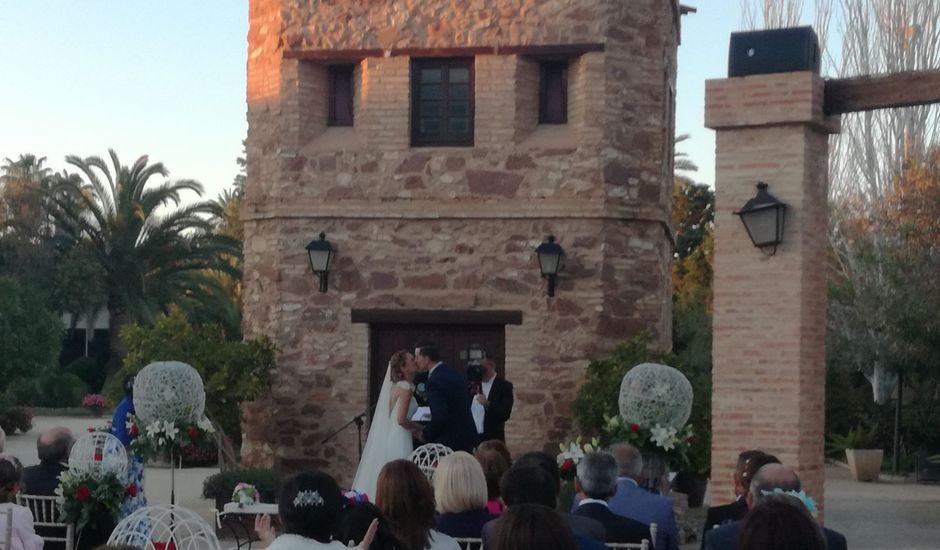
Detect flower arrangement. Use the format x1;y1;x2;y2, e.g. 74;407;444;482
125;414;216;461
232;482;259;507
343;489;369;507
83;394;107;416
602;414;697;467
56;470;129;530
556;437;600;481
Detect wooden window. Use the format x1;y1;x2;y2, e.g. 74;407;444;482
328;65;354;126
539;61;568;124
411;58;474;146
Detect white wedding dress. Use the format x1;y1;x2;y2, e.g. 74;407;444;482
351;366;416;498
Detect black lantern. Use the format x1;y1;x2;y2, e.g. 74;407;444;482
305;232;335;293
735;182;786;255
535;235;564;297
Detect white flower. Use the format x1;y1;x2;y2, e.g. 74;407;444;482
197;417;216;433
163;421;179;440
146;421;163;439
649;424;679;451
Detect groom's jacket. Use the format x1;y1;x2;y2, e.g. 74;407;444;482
424;362;479;452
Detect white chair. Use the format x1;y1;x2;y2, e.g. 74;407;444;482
649;522;658;546
454;537;484;550
1;506;13;550
15;494;74;550
606;540;649;550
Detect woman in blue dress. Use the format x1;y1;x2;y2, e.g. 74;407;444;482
111;375;147;518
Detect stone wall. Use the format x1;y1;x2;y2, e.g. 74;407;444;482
243;0;679;481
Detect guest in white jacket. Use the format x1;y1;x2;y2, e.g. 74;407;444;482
0;456;44;550
253;470;376;550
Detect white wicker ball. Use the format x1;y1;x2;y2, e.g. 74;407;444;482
68;432;127;477
134;361;206;425
107;504;221;550
409;443;454;480
618;362;693;429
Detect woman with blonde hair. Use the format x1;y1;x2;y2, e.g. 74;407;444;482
432;451;495;538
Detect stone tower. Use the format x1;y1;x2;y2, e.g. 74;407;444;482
242;0;681;478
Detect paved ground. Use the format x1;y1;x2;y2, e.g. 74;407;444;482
8;417;940;549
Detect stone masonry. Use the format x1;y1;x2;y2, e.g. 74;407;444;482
242;0;680;481
706;72;837;514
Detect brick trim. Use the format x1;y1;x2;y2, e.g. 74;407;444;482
351;309;523;325
284;43;605;61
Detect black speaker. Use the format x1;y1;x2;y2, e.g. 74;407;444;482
728;26;820;77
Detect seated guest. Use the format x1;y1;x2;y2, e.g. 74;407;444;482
492;504;577;550
433;451;495;538
473;449;509;515
510;452;605;542
253;470;377;549
481;466;606;550
572;452;653;547
701;451;780;548
376;460;459;550
22;426;75;495
0;456;44;550
338;502;407;550
737;494;825;550
703;464;846;550
0;426;5;452
608;444;678;550
477;440;511;467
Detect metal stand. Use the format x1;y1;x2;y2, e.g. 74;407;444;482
170;447;176;506
321;413;366;459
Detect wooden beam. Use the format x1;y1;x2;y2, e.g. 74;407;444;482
351;309;523;325
825;69;940;114
284;43;604;61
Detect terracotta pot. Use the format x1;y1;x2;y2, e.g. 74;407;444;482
846;449;883;482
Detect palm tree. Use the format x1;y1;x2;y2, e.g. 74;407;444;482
48;149;241;376
1;154;55;238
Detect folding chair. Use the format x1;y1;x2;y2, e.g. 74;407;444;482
606;539;649;550
15;495;74;550
0;507;13;550
454;537;484;550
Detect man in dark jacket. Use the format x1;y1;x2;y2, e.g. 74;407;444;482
415;343;478;452
475;358;514;442
701;450;778;548
21;427;74;495
703;464;847;550
572;452;654;547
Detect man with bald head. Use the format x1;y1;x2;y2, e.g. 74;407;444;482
606;443;678;550
22;426;75;495
703;464;847;550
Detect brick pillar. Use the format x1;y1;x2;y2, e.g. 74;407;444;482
705;72;838;513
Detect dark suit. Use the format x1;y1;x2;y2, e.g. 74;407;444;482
703;519;847;550
435;508;495;538
482;513;606;549
424;362;478;452
701;497;748;549
21;462;68;495
573;501;654;547
480;376;513;442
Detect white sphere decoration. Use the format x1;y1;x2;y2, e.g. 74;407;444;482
68;432;127;477
107;504;221;550
409;443;454;480
134;361;206;425
618;362;693;429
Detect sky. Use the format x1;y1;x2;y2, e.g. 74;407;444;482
0;2;814;197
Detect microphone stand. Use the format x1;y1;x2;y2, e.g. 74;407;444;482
321;412;367;459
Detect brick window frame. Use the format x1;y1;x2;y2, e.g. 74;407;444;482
328;64;354;127
410;58;475;147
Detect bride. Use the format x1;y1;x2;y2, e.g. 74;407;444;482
352;349;421;498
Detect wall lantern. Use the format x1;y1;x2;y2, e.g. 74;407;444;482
735;182;787;255
535;235;564;297
305;232;335;293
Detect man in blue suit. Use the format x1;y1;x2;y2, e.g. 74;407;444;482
415;343;478;452
608;444;679;550
703;464;847;550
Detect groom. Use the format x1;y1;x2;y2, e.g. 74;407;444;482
414;343;478;452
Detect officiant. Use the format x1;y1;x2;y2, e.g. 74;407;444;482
470;358;514;442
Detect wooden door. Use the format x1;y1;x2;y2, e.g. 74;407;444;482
367;323;505;419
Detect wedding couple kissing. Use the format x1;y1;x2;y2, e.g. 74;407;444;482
352;343;478;497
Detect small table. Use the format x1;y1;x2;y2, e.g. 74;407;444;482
216;503;279;550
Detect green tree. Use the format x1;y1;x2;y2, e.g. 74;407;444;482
47;150;242;377
0;277;63;384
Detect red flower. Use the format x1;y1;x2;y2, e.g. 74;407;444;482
188;427;200;440
87;427;96;433
130;424;139;437
153;542;177;550
560;459;574;472
431;460;439;470
687;435;698;445
630;424;641;433
125;483;138;497
75;486;91;502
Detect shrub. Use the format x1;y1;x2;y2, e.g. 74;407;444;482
65;356;107;393
0;277;63;382
8;371;89;408
202;467;281;506
0;406;33;435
